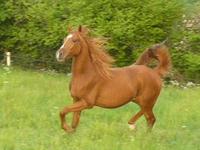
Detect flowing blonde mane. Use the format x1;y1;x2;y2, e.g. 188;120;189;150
81;32;114;79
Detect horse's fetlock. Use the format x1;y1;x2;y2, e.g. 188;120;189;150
151;117;156;123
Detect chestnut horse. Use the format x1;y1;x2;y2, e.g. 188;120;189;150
56;26;171;132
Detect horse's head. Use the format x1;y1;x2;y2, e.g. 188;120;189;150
56;26;87;62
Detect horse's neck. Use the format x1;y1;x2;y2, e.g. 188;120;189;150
72;46;93;77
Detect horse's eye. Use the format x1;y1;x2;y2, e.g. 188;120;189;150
72;39;79;43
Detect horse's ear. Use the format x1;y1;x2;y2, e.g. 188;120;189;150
78;25;89;35
160;38;170;47
78;25;82;32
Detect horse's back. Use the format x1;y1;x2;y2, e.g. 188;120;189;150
111;65;162;96
111;65;161;82
128;65;162;89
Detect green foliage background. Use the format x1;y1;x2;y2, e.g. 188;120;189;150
0;0;199;81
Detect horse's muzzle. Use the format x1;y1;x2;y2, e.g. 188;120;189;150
56;50;65;62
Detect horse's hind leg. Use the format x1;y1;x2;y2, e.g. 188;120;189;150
130;94;158;130
143;108;156;129
128;110;143;130
142;96;158;130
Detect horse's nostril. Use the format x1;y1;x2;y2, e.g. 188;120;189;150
56;50;63;60
59;51;63;57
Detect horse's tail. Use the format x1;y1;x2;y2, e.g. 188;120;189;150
135;42;171;77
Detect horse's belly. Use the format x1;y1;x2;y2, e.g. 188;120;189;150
95;97;131;108
95;84;136;108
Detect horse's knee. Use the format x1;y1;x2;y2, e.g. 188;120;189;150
59;111;65;118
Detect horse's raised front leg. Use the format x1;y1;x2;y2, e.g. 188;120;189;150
71;98;82;129
71;111;81;129
60;100;88;133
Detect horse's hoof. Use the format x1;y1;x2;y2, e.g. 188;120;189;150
129;124;136;131
63;126;75;133
62;124;75;133
66;127;75;133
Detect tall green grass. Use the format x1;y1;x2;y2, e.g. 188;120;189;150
0;68;200;150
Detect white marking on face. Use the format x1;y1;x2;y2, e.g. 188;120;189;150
56;50;60;60
66;34;73;39
60;34;73;49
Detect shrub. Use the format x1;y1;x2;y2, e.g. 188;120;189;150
0;0;199;82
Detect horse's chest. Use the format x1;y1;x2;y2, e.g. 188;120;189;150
70;85;82;98
70;79;90;98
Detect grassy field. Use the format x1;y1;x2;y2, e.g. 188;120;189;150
0;67;200;150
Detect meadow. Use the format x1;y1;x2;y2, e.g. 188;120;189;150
0;68;200;150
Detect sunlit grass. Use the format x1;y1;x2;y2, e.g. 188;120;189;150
0;68;200;150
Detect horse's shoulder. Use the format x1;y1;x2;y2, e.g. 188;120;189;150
69;75;97;98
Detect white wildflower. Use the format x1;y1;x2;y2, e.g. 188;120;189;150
170;80;179;86
186;82;195;87
183;19;187;23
